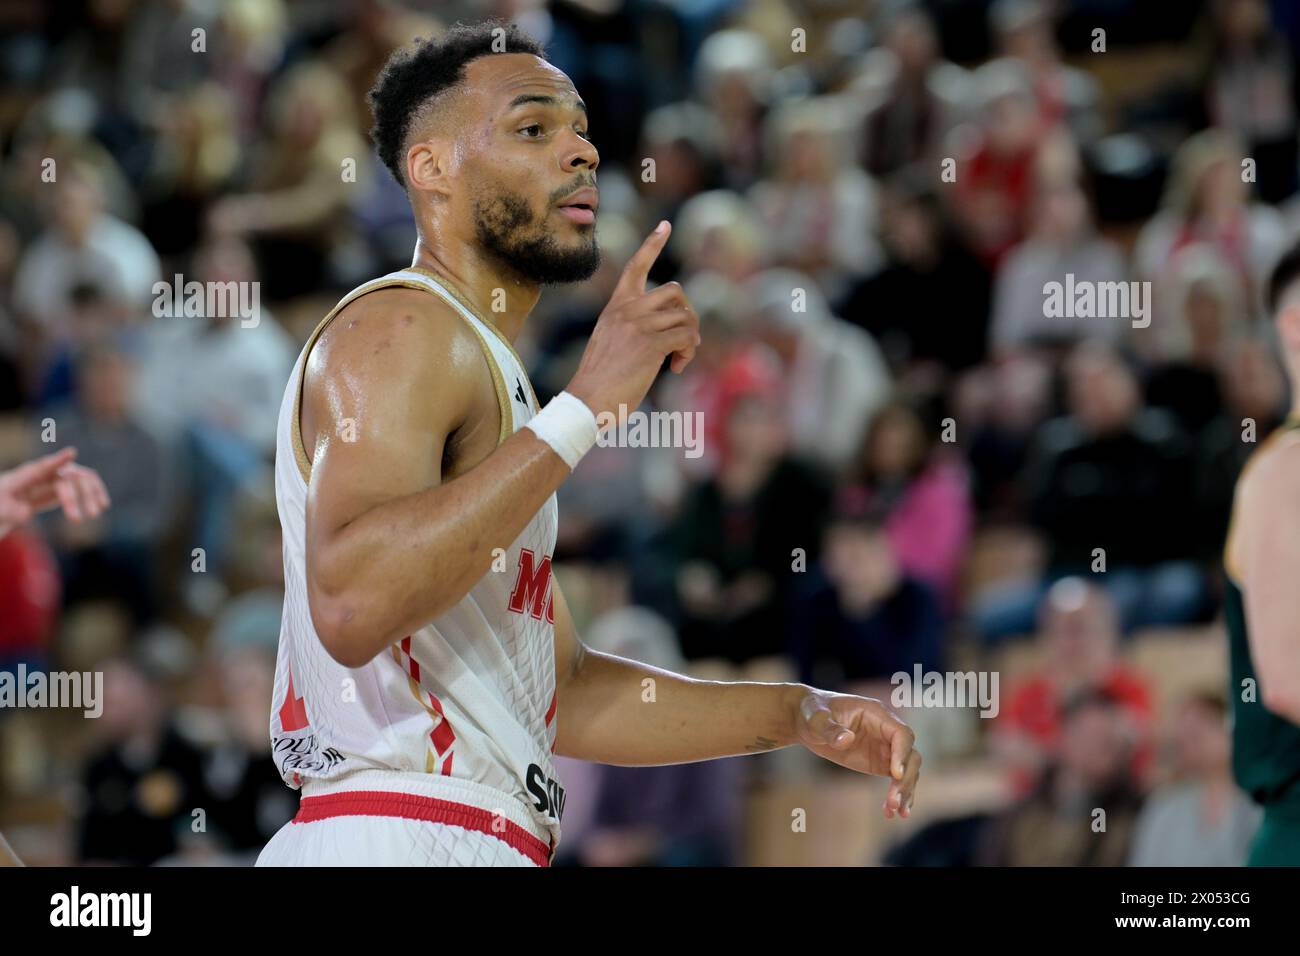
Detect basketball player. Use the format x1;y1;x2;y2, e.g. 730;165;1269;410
0;446;110;866
1224;239;1300;866
257;22;921;867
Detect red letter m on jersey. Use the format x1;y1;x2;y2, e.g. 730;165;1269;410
509;548;554;623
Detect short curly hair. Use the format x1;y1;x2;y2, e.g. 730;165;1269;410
368;20;547;187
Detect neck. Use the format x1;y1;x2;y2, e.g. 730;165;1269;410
412;233;540;344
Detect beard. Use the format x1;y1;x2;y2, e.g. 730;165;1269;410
472;186;601;285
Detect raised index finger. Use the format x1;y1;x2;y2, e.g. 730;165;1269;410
612;220;671;302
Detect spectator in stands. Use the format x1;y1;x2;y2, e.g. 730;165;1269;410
671;189;766;285
41;342;163;628
959;352;1054;518
990;0;1101;143
206;61;367;301
979;688;1145;866
840;402;972;609
1142;249;1248;432
974;343;1205;638
748;97;882;303
131;235;293;615
77;654;209;866
694;29;772;192
989;170;1129;355
198;641;296;863
666;375;830;675
1135;129;1287;323
1203;0;1298;204
788;501;943;696
637;102;724;232
139;83;243;260
322;0;438;143
746;268;891;473
31;281;132;410
209;0;290;139
12;160;160;324
949;59;1043;267
838;173;991;373
656;269;756;483
991;579;1154;797
851;5;968;179
1129;689;1261;866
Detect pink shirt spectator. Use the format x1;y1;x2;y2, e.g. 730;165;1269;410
857;456;972;609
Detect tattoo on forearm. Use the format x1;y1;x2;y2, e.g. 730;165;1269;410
745;736;779;752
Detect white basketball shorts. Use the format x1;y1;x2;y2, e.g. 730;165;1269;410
255;769;555;867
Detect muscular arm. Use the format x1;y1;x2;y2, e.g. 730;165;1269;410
549;579;922;817
304;289;570;667
550;581;805;764
305;224;696;668
1239;440;1300;724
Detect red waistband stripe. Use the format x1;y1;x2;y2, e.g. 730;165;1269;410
293;789;551;866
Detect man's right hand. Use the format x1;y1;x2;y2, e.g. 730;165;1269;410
565;221;699;423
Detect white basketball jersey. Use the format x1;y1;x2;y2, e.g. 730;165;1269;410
268;268;564;849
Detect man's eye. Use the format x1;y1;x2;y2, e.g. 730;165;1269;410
521;124;544;137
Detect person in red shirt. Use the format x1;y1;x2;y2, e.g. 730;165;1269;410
950;60;1043;268
992;577;1155;797
0;446;109;867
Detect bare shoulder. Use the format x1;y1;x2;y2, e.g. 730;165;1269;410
298;285;494;464
307;286;485;395
1239;430;1300;513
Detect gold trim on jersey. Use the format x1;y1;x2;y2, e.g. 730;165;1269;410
291;276;513;484
1223;417;1300;584
390;644;443;775
407;265;540;411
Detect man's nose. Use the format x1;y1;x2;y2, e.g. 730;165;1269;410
563;133;599;173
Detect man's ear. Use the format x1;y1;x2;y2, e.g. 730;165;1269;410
406;137;454;199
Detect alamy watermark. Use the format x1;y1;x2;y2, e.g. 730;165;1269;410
1043;274;1151;329
890;665;999;718
0;665;102;718
152;274;260;327
50;886;151;936
596;405;704;459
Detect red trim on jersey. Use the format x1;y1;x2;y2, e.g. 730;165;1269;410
430;709;455;754
396;635;458;760
279;670;310;732
292;790;550;866
544;689;557;726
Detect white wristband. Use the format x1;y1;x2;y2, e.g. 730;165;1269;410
525;391;599;469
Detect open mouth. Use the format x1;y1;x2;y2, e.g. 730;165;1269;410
557;204;595;224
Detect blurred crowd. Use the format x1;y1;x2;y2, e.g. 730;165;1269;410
0;0;1297;866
